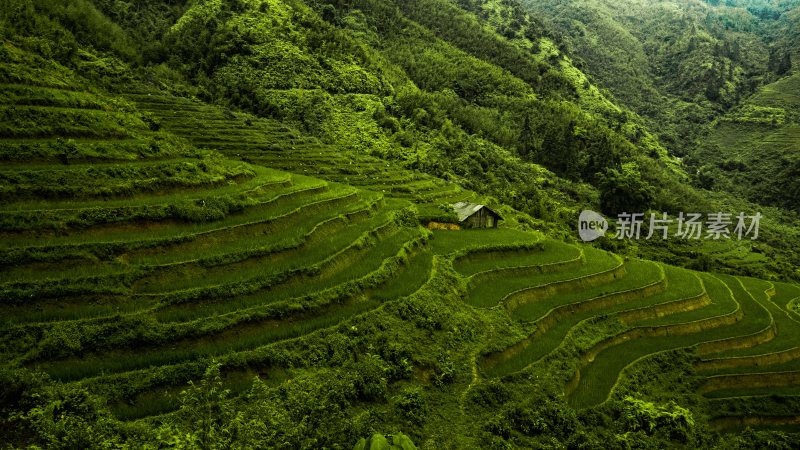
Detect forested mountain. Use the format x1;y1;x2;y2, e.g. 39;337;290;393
699;71;800;208
15;0;796;281
519;0;800;278
522;0;799;157
13;0;708;213
2;0;800;448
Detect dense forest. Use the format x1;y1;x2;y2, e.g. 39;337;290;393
1;0;800;448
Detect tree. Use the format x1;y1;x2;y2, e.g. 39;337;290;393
597;162;655;214
518;112;538;157
777;53;792;76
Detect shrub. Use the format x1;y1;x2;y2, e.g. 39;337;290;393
351;354;390;402
597;162;655;214
353;432;417;450
616;396;695;443
469;379;512;409
169;195;248;222
393;387;427;425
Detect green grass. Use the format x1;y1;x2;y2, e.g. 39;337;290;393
146;203;399;298
455;240;557;276
0;184;355;286
109;386;185;421
58;235;434;418
510;258;664;322
467;246;620;308
0;191;384;322
698;369;800;402
0;157;254;202
39;297;383;381
373;250;433;301
628;274;737;327
0;104;145;138
133;192;377;267
701;352;800;377
0;83;130;110
568;273;775;409
35;226;425;380
0;135;195;164
0;175;326;268
705;392;800;431
0;192;382;324
770;281;800;319
0;294;161;325
134;194;381;294
3;176;318;248
703;280;800;360
152;211;417;321
748;72;800;110
482;259;667;378
12;227;422;369
0;163;287;214
109;366;292;421
704;386;800;400
428;228;541;255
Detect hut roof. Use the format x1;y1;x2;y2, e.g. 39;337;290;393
451;202;502;223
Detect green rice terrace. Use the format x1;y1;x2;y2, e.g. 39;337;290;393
2;37;800;450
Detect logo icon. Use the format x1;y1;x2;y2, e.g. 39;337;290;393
579;210;607;242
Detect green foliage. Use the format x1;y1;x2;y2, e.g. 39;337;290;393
596;162;655;214
416;203;458;224
168;362;236;449
0;368;126;449
484;393;579;441
168;194;250;222
392;387;428;425
4;0;800;448
617;396;695;443
0;0;137;64
353;432;418;450
718;428;800;450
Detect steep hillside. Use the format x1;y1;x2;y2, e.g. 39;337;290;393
106;0;698;215
4;56;800;445
513;0;800;281
698;71;800;209
521;0;798;158
3;1;800;449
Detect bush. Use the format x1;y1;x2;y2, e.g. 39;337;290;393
393;387;427;425
0;369;124;449
597;162;655;214
353;432;417;450
469;379;512;408
616;396;695;443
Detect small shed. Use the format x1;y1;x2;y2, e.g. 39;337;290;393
451;202;503;229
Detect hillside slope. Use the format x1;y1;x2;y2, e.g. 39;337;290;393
521;0;798;157
2;1;800;449
4;60;800;446
700;71;800;209
100;0;698;214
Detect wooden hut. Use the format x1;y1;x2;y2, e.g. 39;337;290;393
451;201;502;229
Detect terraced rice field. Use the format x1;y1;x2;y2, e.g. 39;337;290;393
4;53;800;435
122;89;474;206
457;237;800;429
0;67;452;419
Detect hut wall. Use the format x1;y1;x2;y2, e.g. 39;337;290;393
460;207;500;229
